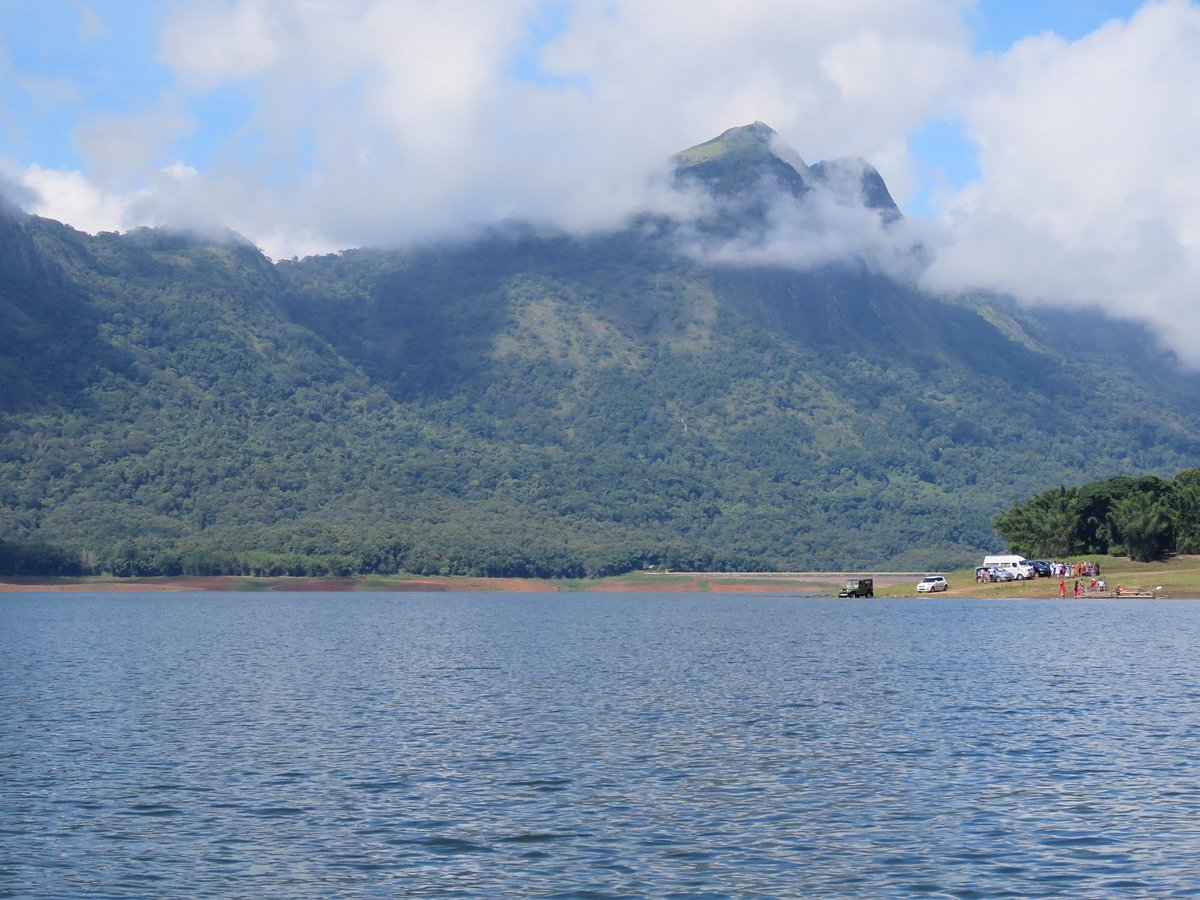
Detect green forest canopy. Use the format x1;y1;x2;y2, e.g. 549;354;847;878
6;198;1200;577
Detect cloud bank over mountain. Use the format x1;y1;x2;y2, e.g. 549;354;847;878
664;123;927;281
3;1;1200;361
922;1;1200;359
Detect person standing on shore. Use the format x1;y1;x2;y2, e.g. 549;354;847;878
1059;578;1067;597
1074;579;1081;598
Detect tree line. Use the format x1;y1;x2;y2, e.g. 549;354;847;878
994;470;1200;563
0;533;771;580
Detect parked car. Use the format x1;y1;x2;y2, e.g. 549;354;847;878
983;554;1034;580
1027;560;1052;577
989;568;1016;582
916;575;948;593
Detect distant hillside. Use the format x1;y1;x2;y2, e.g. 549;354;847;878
2;124;1199;577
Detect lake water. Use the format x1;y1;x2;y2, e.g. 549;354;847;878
3;592;1200;897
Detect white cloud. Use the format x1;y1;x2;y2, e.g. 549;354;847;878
6;159;220;240
678;187;930;283
74;105;196;187
16;163;134;232
159;0;282;89
535;0;971;206
925;0;1200;362
0;163;38;211
133;0;973;256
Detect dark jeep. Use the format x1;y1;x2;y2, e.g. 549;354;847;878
837;578;874;598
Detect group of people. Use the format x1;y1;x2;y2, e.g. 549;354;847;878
974;559;1101;583
1050;560;1104;597
1051;560;1099;578
1059;576;1108;597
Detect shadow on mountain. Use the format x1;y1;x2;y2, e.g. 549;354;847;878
0;214;135;412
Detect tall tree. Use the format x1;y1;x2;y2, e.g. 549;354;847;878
1111;491;1175;562
1172;470;1200;554
993;486;1076;558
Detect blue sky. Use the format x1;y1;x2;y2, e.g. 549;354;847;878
1;1;1199;361
972;0;1144;48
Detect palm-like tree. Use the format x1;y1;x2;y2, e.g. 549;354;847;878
1111;492;1174;562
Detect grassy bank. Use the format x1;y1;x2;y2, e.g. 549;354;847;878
876;555;1200;599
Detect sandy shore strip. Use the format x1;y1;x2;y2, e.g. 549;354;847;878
0;572;920;593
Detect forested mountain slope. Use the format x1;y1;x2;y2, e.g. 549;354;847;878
3;125;1199;577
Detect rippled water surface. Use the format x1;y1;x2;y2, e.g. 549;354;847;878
4;592;1200;897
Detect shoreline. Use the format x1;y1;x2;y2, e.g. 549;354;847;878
0;573;864;595
0;571;920;594
2;560;1195;596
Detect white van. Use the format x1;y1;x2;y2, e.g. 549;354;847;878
983;554;1035;580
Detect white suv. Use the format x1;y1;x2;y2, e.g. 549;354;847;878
917;575;948;593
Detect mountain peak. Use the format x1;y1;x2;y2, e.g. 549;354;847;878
674;122;789;167
809;157;900;220
673;121;810;200
712;120;778;145
672;123;900;218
